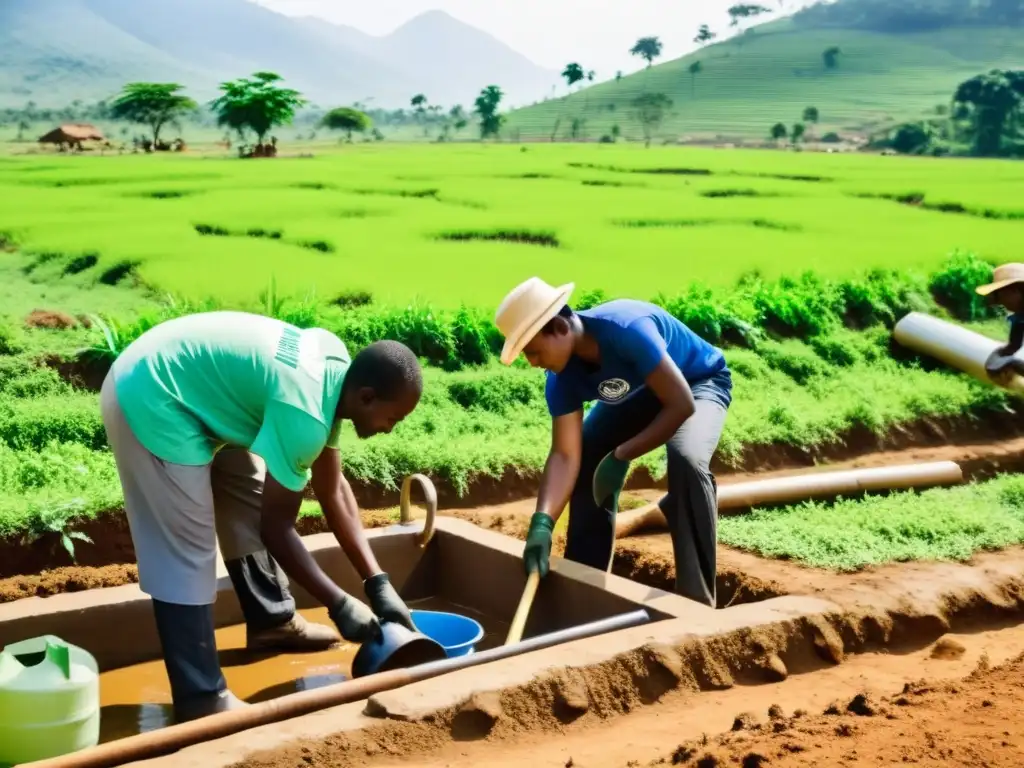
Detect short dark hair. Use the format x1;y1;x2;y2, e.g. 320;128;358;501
346;340;423;400
541;304;574;334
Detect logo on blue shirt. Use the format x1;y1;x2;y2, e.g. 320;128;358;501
598;378;631;401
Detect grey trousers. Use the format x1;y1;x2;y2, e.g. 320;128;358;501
564;372;731;607
100;372;294;626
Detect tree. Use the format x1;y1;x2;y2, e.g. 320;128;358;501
803;106;820;124
447;105;469;140
890;122;934;154
320;107;372;142
728;4;771;36
688;61;703;98
109;83;197;145
211;72;306;145
630;37;663;68
694;24;717;46
562;63;585;91
770;122;788;142
791;122;806;145
474;85;505;139
953;69;1024;156
15;119;30;143
411;94;430;136
823;46;842;69
630;92;672;147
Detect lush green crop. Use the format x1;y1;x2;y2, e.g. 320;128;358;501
720;475;1024;570
1;145;1022;308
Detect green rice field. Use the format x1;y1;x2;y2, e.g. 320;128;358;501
1;144;1022;307
2;142;1024;570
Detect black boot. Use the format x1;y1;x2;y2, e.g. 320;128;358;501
151;599;248;722
225;550;340;651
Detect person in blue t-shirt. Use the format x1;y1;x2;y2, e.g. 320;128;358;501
494;277;732;607
977;263;1024;385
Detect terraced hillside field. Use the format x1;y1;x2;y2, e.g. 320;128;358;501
505;20;1024;140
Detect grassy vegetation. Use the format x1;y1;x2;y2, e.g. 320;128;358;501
1;145;1023;307
720;475;1024;570
0;240;1017;541
506;20;1024;140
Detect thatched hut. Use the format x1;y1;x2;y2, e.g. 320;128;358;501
38;124;106;151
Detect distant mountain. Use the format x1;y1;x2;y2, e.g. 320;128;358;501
0;0;555;109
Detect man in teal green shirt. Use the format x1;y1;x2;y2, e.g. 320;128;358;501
100;311;424;722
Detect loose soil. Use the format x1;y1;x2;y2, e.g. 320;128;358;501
229;621;1024;768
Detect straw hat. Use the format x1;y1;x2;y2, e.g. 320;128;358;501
495;277;575;365
976;263;1024;296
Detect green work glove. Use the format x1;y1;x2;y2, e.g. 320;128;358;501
592;451;630;510
328;592;382;643
524;512;555;577
364;572;416;632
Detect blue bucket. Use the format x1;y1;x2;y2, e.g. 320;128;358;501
410;610;484;657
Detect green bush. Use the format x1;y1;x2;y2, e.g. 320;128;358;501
0;319;25;356
929;250;998;321
0;394;105;451
75;251;995;373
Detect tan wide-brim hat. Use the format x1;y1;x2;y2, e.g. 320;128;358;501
495;277;575;365
976;263;1024;296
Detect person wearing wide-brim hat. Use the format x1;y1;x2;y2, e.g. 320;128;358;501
494;277;733;607
977;263;1024;385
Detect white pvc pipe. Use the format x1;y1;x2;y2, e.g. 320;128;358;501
893;311;1024;393
615;460;963;539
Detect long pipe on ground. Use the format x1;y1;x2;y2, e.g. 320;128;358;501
615;460;964;539
26;609;651;768
893;311;1024;393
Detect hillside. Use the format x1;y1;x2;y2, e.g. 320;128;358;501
0;0;554;109
504;18;1024;141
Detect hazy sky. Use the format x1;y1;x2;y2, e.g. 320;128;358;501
253;0;814;80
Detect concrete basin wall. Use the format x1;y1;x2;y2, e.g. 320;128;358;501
0;517;681;671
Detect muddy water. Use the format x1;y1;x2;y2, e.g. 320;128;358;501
99;598;509;743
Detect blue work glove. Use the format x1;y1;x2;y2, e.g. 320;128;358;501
592;451;630;509
523;512;555;577
364;572;416;631
328;592;382;643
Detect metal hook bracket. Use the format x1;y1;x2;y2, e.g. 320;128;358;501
399;473;437;548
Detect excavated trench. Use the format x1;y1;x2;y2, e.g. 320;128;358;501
6;445;1024;767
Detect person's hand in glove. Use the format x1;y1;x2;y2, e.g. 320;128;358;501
364;572;416;631
523;512;555;577
592;450;630;510
328;592;381;643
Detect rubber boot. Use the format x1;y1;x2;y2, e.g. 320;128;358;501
225;550;340;652
151;599;248;723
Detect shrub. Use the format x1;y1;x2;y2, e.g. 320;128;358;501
890;122;934;155
821;132;842;143
0;319;25;356
929;250;997;321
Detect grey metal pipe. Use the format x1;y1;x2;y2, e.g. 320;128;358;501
25;609;650;768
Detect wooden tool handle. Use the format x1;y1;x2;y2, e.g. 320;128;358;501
505;570;541;645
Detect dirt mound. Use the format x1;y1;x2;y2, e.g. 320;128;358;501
0;564;138;602
25;309;78;329
654;652;1024;766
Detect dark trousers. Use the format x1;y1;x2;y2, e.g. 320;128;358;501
154;551;294;712
564;372;731;607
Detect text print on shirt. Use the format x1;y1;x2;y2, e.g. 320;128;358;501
274;326;302;369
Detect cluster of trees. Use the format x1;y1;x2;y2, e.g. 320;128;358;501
30;73;507;153
879;69;1024;157
795;0;1023;33
770;106;823;145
